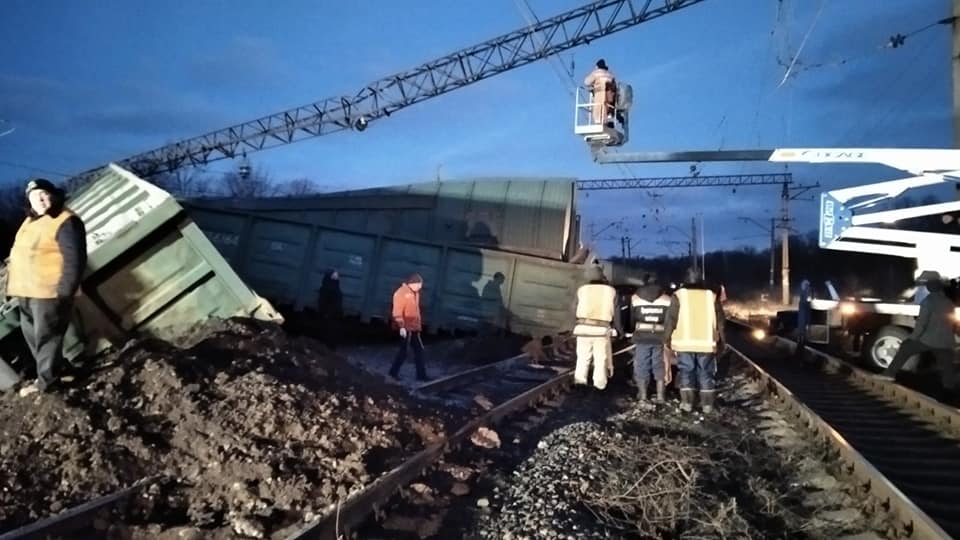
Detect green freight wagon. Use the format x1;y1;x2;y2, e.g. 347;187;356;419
0;164;282;390
188;178;580;261
183;203;586;338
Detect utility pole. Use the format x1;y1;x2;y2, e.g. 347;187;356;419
738;216;776;298
690;217;699;278
779;181;819;305
780;183;790;305
769;216;776;297
620;236;627;258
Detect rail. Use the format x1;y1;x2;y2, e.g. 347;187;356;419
284;343;635;540
727;318;959;539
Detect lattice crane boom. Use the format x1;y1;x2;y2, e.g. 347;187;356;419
74;0;709;182
576;172;792;190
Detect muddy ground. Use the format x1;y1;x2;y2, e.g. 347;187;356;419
0;318;493;539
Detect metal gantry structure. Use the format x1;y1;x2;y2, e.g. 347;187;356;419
576;172;792;190
69;0;710;183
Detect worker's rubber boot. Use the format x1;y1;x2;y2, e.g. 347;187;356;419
655;381;666;403
700;390;716;414
679;388;695;412
637;381;649;402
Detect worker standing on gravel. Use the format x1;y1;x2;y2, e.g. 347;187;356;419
7;178;86;395
573;265;623;390
663;269;725;414
389;273;430;382
631;279;672;406
877;271;956;400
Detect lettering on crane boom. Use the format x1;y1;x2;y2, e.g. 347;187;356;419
801;150;865;160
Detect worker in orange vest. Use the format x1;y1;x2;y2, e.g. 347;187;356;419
389;273;430;381
7;178;86;395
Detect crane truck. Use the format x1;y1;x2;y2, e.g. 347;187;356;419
574;104;960;370
777;148;960;371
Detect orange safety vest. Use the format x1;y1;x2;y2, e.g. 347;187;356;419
6;210;78;299
669;288;719;353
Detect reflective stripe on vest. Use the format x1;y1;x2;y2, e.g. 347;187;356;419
670;288;718;353
576;283;616;325
631;294;669;331
6;210;75;299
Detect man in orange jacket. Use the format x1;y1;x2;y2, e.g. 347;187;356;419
389;273;430;381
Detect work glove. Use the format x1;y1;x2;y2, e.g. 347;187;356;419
399;328;408;339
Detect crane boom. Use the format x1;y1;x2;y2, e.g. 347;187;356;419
576;172;791;190
75;0;708;182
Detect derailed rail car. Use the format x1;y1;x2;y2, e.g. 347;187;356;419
183;204;586;338
0;165;282;389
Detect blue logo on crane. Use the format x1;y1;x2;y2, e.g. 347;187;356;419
819;193;851;247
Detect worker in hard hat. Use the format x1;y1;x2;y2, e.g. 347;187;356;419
7;178;87;395
663;269;725;413
631;277;672;406
584;59;617;126
573;265;623;390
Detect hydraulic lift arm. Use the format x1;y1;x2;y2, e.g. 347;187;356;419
801;149;960;278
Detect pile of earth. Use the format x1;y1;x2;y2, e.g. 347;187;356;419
0;318;452;538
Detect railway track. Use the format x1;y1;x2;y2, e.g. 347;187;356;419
285;342;634;540
0;340;626;539
11;323;958;539
727;319;960;540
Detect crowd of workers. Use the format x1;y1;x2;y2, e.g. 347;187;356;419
571;264;725;414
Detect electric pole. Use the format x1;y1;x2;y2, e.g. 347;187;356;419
779;181;819;305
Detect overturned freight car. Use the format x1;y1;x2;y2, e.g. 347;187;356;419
0;164;282;389
183;179;591;337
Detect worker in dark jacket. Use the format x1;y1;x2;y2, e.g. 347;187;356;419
6;178;86;394
316;269;343;350
631;280;672;405
663;269;725;413
879;271;956;398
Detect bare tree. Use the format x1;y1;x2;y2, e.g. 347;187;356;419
277;177;325;197
219;165;277;198
152;169;214;198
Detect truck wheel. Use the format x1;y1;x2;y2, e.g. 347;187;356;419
864;325;919;372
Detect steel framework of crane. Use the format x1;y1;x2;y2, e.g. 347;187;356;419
576;172;792;190
70;0;709;184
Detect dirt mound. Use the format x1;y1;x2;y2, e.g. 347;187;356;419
0;318;448;538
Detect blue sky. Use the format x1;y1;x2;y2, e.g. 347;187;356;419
0;0;952;257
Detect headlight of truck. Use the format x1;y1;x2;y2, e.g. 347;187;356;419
840;302;857;316
751;328;766;341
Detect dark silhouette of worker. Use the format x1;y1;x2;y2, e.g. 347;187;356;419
316;269;343;350
878;271;957;401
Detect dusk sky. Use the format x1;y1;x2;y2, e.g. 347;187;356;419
0;0;952;258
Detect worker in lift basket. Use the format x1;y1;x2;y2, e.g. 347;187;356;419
631;277;673;406
663;269;726;414
7;178;87;395
877;271;957;400
573;265;623;390
389;273;430;382
584;59;617;126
